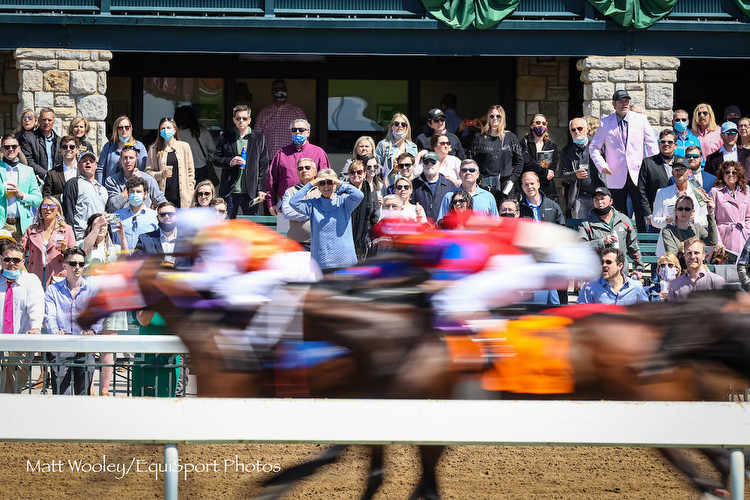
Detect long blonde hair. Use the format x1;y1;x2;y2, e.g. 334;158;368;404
33;197;66;231
384;113;412;146
692;103;718;134
482;105;507;139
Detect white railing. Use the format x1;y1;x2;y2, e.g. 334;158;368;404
0;334;188;354
0;397;747;500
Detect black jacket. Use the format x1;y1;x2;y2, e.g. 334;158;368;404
520;136;560;201
19;129;62;179
42;164;69;201
637;154;673;217
213;128;269;198
519;193;565;225
411;173;455;222
468;132;524;193
705;148;750;176
559;141;604;211
415;131;466;160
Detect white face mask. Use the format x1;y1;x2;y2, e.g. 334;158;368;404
659;265;678;281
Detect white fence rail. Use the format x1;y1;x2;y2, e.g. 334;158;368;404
0;334;188;353
0;396;747;499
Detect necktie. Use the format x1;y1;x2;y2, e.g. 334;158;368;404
3;281;14;334
620;120;628;148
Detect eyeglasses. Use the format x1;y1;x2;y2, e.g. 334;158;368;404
234;116;250;122
158;212;176;218
533;120;547;126
132;216;138;231
660;140;675;145
117;125;132;130
723;131;738;136
383;204;401;210
66;261;85;268
21;116;35;121
348;170;364;176
451;199;467;205
674;118;688;122
423;160;437;166
2;257;22;264
290;127;307;133
659;263;677;268
319;179;334;186
61;145;78;150
672;167;688;172
724;171;737;176
432;117;446;122
460;167;478;173
121;145;140;153
392;122;408;128
489;114;502;119
366;164;378;171
395;185;410;190
500;209;517;214
697;111;709;116
216;209;227;215
2;144;19;150
438;141;451;146
601;259;616;265
398;163;413;168
570;127;584;133
685;154;701;159
297;165;314;171
739;124;750;129
40;204;57;210
197;191;212;197
675;206;693;212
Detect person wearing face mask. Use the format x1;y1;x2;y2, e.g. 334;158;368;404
115;177;159;251
648;253;681;301
135;201;191;270
723;105;742;125
376;113;418;187
96;115;147;186
578;187;645;279
560;118;604;219
671;109;701;159
146;117;195;209
520;114;560;202
105;144;165;212
254;79;307;160
412;153;455;223
0;242;44;393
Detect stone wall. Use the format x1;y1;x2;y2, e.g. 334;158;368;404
15;48;112;154
516;57;569;147
0;50;20;135
577;56;680;130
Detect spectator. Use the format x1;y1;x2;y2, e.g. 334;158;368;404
105;144;165;212
589;90;659;232
691;103;722;159
43;135;80;201
671;109;701;159
411;154;455;223
376;113;418;187
390;152;419;192
266;118;330;233
254;79;307;160
62;150;108;239
650;157;708;230
705;121;750;175
438;189;474;228
578;187;644;278
436;159;498;222
44;247;102;395
709;161;750;254
520;113;560;202
78;214;128;395
649;252;682;301
723;105;742;125
392;177;426;223
115;177;159;251
339;135;376;179
519;171;565;224
1;133;43;241
14;109;36;142
657;195;720;257
135;201;190;269
175;105;217;184
637;131;680;230
96;115;147;186
209;197;227;220
214;105;268;219
0;242;44;393
499;197;520;218
362;154;384;205
289;169;364;272
667;237;726;301
578;248;648;305
190;180;217;208
281;157;320;250
68;116;94;154
21;196;75;288
19;107;61;180
468;104;524;204
560;117;603;219
738;117;750;150
421;137;460;186
146;117;195;209
346;159;380;259
415;108;465;160
685;145;716;191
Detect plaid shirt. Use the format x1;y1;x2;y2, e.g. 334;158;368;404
254;102;307;160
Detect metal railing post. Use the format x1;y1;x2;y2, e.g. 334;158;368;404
729;448;744;500
164;443;178;500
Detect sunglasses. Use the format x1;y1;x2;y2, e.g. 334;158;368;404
739;124;750;129
319;179;335;186
660;140;674;145
685;154;701;159
672;167;688;172
500;209;517;214
674;118;688;122
432;117;446;122
40;203;57;210
697;111;709;116
117;125;132;130
570;127;584;133
66;261;85;268
158;212;176;218
291;127;307;133
366;164;378;171
2;257;22;264
392;122;408;128
297;165;314;171
533;121;547;126
398;163;413;168
21;116;35;121
723;131;738;135
423;160;437;166
460;167;478;173
452;199;467;204
61;144;78;150
438;141;451;146
675;206;693;212
121;145;140;153
395;185;410;190
197;191;212;197
724;171;737;175
602;259;616;265
489;114;502;119
2;144;19;150
234;116;250;121
216;209;227;215
348;170;364;176
659;263;677;268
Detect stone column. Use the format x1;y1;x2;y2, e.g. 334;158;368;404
15;48;112;154
577;56;680;131
516;57;570;147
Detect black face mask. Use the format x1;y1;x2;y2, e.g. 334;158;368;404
593;205;612;217
500;213;516;218
159;221;176;232
273;88;288;100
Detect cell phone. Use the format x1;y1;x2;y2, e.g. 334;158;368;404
109;213;121;225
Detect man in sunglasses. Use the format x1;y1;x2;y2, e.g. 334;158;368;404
105;144;165;212
705;121;750;175
254;79;307;160
637;130;679;231
19;107;62;179
412;151;456;223
684;145;715;191
436;159;498;222
578;248;648;305
214;104;269;219
0;134;43;240
62;150;107;239
671;109;701;159
415;108;465;160
280;157;320;250
135;201;190;269
560;117;604;219
43;135;80;201
266;119;330;233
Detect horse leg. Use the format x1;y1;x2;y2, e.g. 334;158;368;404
256;445;348;500
408;445;444;500
360;445;384;500
659;448;726;495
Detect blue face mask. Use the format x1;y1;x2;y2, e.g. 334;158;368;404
573;137;587;145
2;269;21;281
128;192;144;206
292;134;306;146
674;121;688;133
119;135;130;143
160;129;175;141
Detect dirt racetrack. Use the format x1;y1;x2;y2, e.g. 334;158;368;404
2;441;741;499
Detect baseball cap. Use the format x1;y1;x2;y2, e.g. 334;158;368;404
593;187;612;198
0;229;15;242
612;90;631;102
422;152;440;164
77;150;96;162
721;121;739;134
427;108;446;121
672;157;690;170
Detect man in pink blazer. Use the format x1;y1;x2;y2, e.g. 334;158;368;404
590;90;659;232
